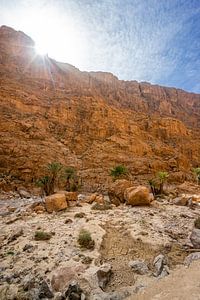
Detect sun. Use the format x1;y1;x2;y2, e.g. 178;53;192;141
16;5;86;66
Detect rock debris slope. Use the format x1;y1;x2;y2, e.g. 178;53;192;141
0;25;200;191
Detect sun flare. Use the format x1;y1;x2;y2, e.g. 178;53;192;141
13;5;86;65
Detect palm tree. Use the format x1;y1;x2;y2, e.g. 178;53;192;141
192;167;200;185
47;162;63;194
110;165;128;180
64;167;76;191
36;175;51;196
157;171;169;194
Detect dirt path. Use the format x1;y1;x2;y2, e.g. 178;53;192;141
98;222;188;293
98;223;159;292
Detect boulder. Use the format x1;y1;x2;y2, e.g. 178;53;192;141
39;280;54;299
51;266;85;292
108;179;133;206
96;264;112;289
56;191;78;201
64;281;85;300
45;193;68;213
18;189;31;198
153;254;169;278
124;186;154;206
129;260;149;275
190;228;200;248
184;252;200;266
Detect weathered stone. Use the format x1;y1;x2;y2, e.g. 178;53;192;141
173;196;188;206
39;280;54;299
184;252;200;266
45;193;68;213
153;254;169;278
96;264;112;289
18;189;31;198
64;281;85;300
190;228;200;248
129;260;149;275
124;186;154;206
51;267;80;292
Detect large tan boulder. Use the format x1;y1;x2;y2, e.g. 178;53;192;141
45;193;68;213
124;186;154;206
56;191;78;201
108;179;133;206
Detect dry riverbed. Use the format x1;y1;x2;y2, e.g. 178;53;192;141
0;192;199;299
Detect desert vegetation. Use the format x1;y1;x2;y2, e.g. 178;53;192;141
148;171;169;195
36;162;80;195
110;165;128;180
193;167;200;185
77;229;95;250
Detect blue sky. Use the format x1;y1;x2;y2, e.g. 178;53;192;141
0;0;200;93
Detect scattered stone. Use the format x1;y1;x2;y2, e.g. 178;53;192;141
190;228;200;248
8;228;23;243
18;189;31;198
153;254;169;277
45;193;68;213
65;281;85;300
129;260;149;275
39;280;54;299
96;264;112;289
184;252;200;266
23;244;34;252
173;196;188;206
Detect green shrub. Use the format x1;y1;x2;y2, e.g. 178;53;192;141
192;167;200;185
34;231;52;241
110;165;128;180
36;176;51;195
64;167;81;191
77;229;95;250
194;217;200;229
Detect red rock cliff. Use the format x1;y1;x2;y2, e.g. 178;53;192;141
0;26;200;191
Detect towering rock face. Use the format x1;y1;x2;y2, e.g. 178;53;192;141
0;25;200;191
